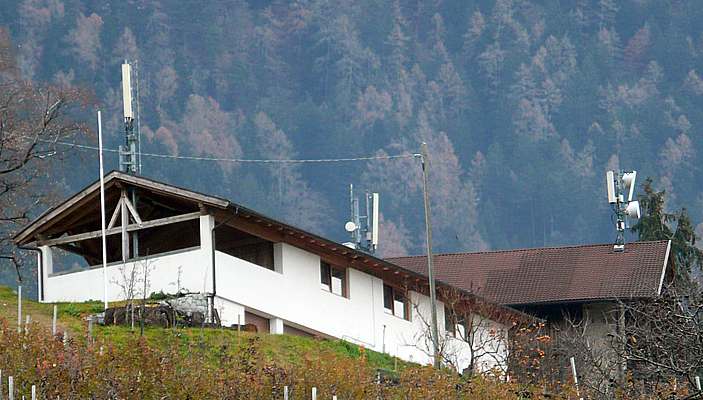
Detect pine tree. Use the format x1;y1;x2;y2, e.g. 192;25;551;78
598;0;618;29
632;178;703;287
254;112;332;234
477;41;505;96
65;12;104;72
386;0;409;76
113;27;139;63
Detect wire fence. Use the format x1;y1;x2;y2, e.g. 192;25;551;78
0;374;345;400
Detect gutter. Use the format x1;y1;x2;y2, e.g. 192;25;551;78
208;206;238;322
16;246;43;301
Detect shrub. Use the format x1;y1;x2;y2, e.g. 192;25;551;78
6;316;660;399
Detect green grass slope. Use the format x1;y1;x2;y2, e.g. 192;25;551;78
0;285;406;372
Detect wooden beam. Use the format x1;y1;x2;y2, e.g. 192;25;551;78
122;195;143;225
107;198;123;230
37;212;202;247
209;211;284;244
121;190;129;262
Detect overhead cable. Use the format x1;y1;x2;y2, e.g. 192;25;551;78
45;140;420;164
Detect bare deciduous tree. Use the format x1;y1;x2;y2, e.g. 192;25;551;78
407;285;530;376
0;29;91;282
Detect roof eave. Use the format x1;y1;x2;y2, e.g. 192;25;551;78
13;171;230;246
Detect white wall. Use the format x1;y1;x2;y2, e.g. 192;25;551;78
42;247;207;303
40;220;507;373
213;242;507;372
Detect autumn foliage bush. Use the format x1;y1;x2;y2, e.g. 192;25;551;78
0;317;574;399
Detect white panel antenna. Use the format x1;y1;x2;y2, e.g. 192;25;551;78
121;63;133;120
606;171;616;204
625;201;641;220
622;171;637;202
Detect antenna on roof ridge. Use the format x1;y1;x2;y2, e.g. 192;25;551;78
119;60;140;175
606;170;641;252
343;184;379;254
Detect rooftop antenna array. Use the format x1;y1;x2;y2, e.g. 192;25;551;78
606;170;641;251
343;184;379;254
119;61;140;175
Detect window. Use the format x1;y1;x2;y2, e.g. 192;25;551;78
215;224;275;271
320;261;347;297
445;306;469;341
227;241;275;270
383;284;409;320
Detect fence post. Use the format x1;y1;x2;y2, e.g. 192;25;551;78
283;386;288;400
0;369;3;400
25;315;30;334
63;331;68;347
237;314;242;349
8;376;13;400
332;396;337;400
311;387;316;400
570;357;583;400
52;305;57;336
31;385;35;400
17;286;21;333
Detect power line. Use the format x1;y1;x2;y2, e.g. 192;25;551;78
45;140;420;164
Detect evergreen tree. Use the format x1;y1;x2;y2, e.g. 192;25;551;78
632;178;703;287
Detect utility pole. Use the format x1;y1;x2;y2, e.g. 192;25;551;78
420;142;440;368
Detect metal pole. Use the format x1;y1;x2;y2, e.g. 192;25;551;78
52;305;57;336
570;356;582;400
419;142;440;368
98;111;109;310
16;286;21;333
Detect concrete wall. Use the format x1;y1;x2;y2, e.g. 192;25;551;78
39;216;507;373
42;247;207;303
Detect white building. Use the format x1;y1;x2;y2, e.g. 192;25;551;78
14;171;520;373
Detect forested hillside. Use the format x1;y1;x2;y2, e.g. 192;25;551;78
2;0;702;272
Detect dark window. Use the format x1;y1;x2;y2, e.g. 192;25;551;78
227;242;274;270
384;284;409;320
215;224;275;271
320;261;346;297
383;284;394;312
445;306;456;336
445;306;469;340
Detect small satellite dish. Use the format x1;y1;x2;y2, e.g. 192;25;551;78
625;201;641;219
344;221;357;232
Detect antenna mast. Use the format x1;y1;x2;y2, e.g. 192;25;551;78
343;184;379;254
606;170;641;251
119;61;139;175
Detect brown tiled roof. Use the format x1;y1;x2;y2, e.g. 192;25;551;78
386;241;671;306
